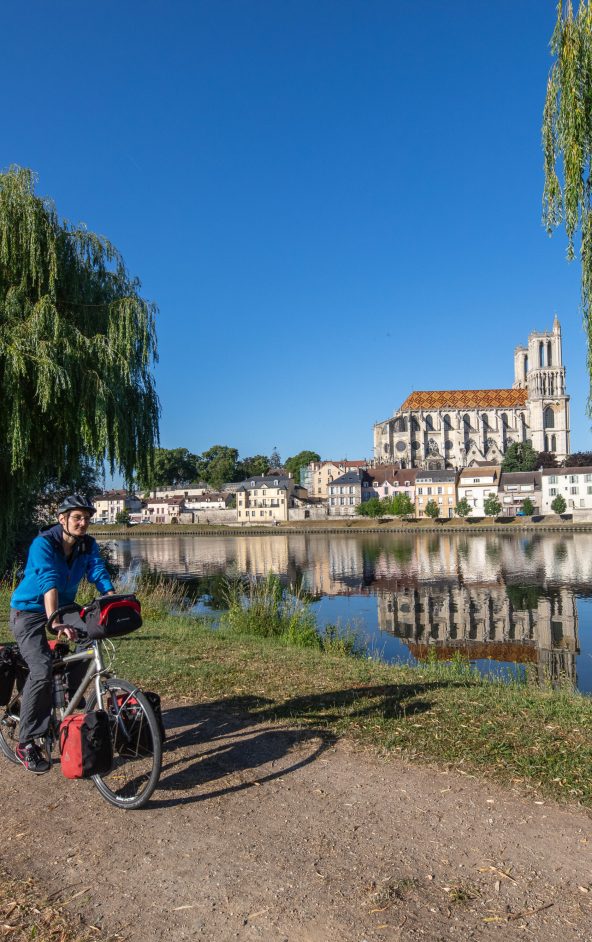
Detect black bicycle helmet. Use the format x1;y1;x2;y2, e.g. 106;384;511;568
57;494;96;515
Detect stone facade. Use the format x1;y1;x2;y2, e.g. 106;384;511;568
374;319;570;469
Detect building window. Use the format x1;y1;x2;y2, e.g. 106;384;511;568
549;488;557;496
571;487;578;495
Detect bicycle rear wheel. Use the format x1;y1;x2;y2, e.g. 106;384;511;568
86;678;162;810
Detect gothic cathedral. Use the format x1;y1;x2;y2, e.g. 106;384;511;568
373;318;570;469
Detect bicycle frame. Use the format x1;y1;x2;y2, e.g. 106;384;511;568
53;642;105;721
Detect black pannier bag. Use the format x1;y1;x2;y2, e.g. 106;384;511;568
0;645;17;706
113;690;165;757
82;594;142;639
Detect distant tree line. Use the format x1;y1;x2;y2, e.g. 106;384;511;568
500;443;592;473
137;447;320;493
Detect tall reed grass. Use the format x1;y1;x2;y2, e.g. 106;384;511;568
220;573;360;655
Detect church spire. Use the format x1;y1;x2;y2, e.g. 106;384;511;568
553;313;561;333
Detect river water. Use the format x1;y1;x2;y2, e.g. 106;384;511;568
100;530;592;694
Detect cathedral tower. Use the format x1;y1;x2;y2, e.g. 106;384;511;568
525;316;570;459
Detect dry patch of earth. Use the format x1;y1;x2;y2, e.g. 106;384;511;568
1;702;591;941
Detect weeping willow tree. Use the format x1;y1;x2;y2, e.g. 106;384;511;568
0;166;159;570
543;0;592;409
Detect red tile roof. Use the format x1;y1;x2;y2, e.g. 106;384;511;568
400;389;528;411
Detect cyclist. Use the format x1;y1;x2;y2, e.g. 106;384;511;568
9;495;115;773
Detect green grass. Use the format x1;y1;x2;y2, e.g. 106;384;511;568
2;581;592;806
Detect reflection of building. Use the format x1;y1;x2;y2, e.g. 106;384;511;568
374;319;570;468
377;584;579;686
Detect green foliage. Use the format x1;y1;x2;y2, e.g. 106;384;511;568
424;499;440;519
239;455;270;478
536;451;559;469
115;509;131;526
284;450;320;483
199;445;240;490
522;497;535;516
551;493;567;514
388;492;415;518
137;447;199;490
543;1;592;410
455;497;472;519
483;494;502;517
269;447;282;469
565;451;592;466
357;497;383;517
0;167;159;572
221;574;321;647
501;442;538;472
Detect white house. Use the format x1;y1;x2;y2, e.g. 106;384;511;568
542;466;592;514
457;466;500;516
94;491;142;524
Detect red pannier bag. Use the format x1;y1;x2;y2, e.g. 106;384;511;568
59;711;113;778
82;594;142;640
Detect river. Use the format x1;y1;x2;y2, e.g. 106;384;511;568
99;530;592;694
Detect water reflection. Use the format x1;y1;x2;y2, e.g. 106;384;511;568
102;531;592;692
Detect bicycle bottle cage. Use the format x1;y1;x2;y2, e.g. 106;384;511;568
81;594;142;639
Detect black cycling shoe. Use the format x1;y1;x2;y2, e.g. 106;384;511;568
15;741;50;774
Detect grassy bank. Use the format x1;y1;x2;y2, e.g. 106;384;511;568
2;580;592;807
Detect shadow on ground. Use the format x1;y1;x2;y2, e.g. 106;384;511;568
152;680;458;808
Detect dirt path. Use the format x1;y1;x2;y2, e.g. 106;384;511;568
2;702;592;941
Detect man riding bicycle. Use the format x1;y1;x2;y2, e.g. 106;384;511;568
9;495;114;774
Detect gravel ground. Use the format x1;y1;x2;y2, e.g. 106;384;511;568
1;701;591;941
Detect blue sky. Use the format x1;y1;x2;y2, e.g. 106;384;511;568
3;1;591;463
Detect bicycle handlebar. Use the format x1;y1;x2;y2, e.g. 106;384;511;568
46;602;86;636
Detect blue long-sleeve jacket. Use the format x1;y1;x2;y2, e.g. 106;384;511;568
11;524;114;612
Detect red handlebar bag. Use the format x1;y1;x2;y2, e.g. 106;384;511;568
82;595;142;640
59;711;113;778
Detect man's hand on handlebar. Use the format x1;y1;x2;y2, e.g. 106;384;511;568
55;624;78;642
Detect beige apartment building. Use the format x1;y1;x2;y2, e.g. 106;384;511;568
94;490;142;524
415;470;457;518
236;475;306;524
307;460;367;498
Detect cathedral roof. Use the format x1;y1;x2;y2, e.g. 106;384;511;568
400;388;528;411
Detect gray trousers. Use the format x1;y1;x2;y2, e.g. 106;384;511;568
9;609;52;742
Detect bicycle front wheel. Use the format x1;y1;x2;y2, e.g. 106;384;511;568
0;697;21;764
87;678;162;810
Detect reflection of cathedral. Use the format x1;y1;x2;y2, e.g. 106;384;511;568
377;585;579;686
374;319;570;469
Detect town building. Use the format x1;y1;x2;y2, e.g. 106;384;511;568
94;491;142;524
236;476;307;524
457;466;500;516
415;469;457;518
541;466;592;514
498;471;541;516
327;469;369;516
307;460;368;498
185;492;233;511
142;496;186;524
374;319;570;469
